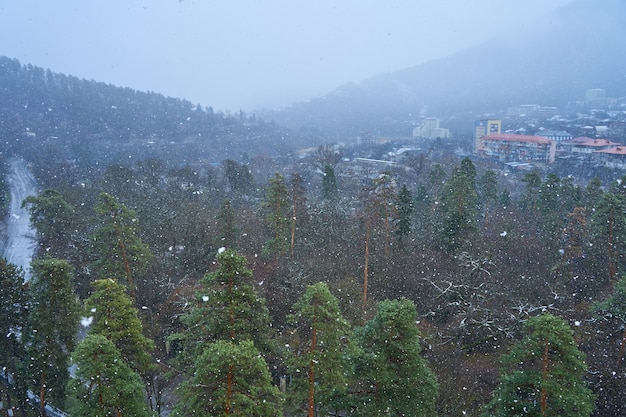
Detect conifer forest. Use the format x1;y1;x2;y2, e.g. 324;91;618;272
1;58;626;417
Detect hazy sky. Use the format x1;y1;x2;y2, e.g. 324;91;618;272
0;1;573;112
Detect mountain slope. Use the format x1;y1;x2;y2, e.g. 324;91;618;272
267;0;626;134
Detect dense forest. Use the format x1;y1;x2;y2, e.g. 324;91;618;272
1;59;626;417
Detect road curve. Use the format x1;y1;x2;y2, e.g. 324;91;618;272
2;158;37;281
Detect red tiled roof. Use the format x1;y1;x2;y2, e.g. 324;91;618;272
574;138;621;147
595;147;626;155
481;134;553;145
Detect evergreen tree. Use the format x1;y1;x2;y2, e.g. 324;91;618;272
223;159;255;195
290;173;308;257
322;165;339;200
25;258;80;412
395;184;414;239
91;192;153;299
482;314;594;417
439;166;479;253
22;189;75;256
594;276;626;368
174;340;282;417
67;334;149;417
521;169;542;213
583;177;603;212
590;192;626;286
263;173;290;257
428;163;447;200
351;298;439;417
85;279;154;374
178;249;274;361
217;199;238;250
0;259;28;413
287;282;352;417
479;169;498;227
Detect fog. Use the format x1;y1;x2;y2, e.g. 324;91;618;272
0;1;572;111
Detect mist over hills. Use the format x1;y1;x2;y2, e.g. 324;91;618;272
266;0;626;135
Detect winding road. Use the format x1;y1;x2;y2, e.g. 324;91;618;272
2;157;37;281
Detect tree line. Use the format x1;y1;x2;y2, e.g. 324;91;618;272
5;147;626;415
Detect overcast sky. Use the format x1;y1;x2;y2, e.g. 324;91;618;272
0;1;573;112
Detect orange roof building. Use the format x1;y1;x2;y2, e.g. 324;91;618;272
477;133;556;164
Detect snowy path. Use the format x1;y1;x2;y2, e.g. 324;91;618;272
2;158;37;280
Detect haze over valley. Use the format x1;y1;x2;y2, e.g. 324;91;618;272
2;1;626;416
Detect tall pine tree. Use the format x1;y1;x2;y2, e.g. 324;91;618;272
287;282;352;417
351;298;439;417
482;313;594;417
25;258;80;413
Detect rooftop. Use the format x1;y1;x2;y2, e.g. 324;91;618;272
482;133;553;145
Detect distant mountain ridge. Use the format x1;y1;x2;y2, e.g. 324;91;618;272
265;0;626;135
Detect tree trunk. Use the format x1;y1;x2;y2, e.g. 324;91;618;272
540;338;549;416
39;369;47;417
225;364;234;416
308;315;317;417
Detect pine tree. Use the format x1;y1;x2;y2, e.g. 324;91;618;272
22;189;74;256
395;183;414;239
0;259;28;413
178;249;274;361
322;165;338;200
85;279;154;374
351;298;439;417
440;166;479;253
482;314;594;417
67;334;149;417
217;199;238;250
290;173;308;257
25;258;80;413
479;170;498;227
521;169;542;213
263;173;290;257
174;340;282;417
91;192;153;300
287;283;352;417
594;276;626;368
590;192;626;287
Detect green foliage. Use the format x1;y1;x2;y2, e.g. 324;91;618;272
178;249;274;361
395;184;414;238
482;314;594;417
25;258;80;409
594;275;626;322
22;188;75;253
479;170;498;203
521;169;542;211
67;334;149;417
224;159;255;195
287;282;352;415
351;298;439;417
264;173;290;256
91;192;153;295
85;279;154;374
590;191;626;284
439;166;479;253
173;340;282;417
0;259;28;404
322;165;338;200
216;199;239;250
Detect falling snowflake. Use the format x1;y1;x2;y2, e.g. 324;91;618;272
81;317;93;327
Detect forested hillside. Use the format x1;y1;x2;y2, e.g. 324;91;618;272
1;58;625;416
